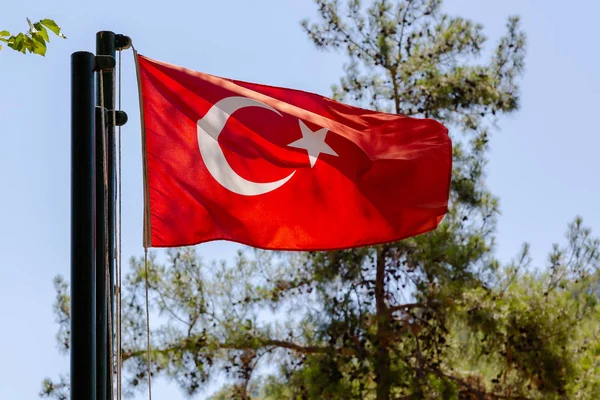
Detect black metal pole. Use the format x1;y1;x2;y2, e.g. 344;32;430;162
71;51;97;400
94;31;131;400
96;30;116;400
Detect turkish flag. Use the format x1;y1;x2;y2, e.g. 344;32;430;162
136;53;452;250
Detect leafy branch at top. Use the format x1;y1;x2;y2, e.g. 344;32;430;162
0;18;66;56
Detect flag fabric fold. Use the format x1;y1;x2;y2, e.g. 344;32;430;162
136;53;452;250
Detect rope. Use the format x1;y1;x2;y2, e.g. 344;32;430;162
107;260;114;399
116;48;123;400
130;43;153;399
144;247;153;400
99;71;115;400
110;61;117;400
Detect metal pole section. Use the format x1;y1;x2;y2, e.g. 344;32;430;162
71;51;97;400
96;30;116;400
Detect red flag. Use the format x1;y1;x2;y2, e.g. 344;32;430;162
136;53;452;250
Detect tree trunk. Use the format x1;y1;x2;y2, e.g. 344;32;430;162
236;383;249;400
375;246;391;400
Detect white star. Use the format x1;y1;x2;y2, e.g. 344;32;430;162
288;120;338;167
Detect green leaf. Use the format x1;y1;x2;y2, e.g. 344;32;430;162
31;34;47;55
23;35;36;53
32;32;46;45
0;30;9;37
32;40;47;56
40;19;65;38
33;23;49;42
9;33;27;53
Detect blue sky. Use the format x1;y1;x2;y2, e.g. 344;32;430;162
1;0;599;398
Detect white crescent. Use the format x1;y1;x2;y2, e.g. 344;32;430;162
197;96;296;196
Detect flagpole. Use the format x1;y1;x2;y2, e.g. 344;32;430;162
95;30;130;400
95;30;115;400
71;50;97;400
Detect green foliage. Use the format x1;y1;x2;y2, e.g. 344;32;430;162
41;1;600;399
0;18;66;56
